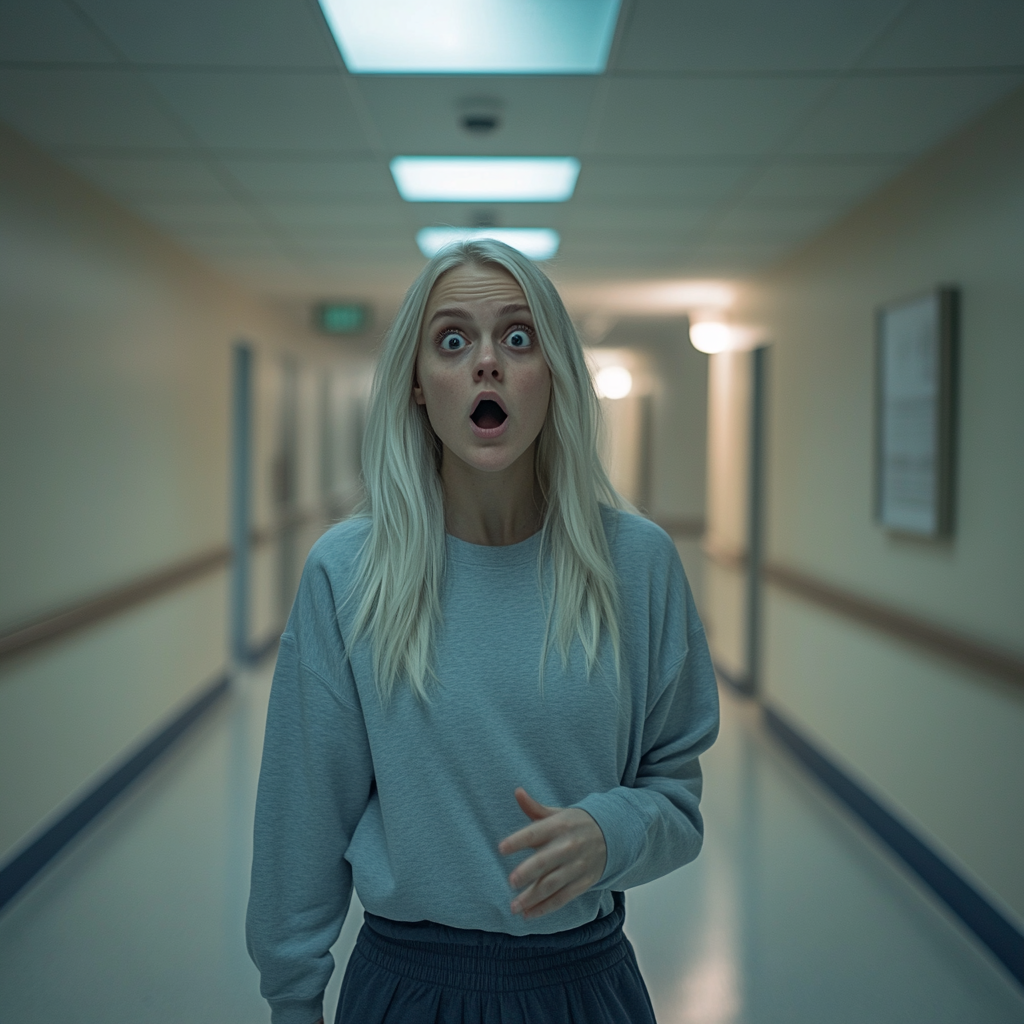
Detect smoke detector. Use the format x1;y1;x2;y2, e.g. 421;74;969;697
459;97;502;134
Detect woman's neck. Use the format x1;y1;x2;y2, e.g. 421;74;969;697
441;443;543;546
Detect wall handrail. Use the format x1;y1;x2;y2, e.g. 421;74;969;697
764;560;1024;689
0;508;329;666
703;545;1024;688
0;546;232;664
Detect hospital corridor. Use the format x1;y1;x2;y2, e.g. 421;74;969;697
1;2;1023;1022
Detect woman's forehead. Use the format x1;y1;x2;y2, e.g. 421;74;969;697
425;263;529;313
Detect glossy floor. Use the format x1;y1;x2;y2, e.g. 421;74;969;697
0;664;1021;1023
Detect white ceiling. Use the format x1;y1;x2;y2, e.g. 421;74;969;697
1;0;1022;311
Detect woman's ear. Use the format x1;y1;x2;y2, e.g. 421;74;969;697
412;375;426;406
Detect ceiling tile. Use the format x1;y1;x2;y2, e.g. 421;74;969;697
0;0;118;63
553;238;716;269
126;197;268;235
743;160;902;202
564;204;711;234
862;0;1024;69
298;252;424;282
0;69;191;149
786;73;1024;156
220;156;393;198
683;241;792;271
614;0;901;73
144;70;371;153
264;200;407;232
402;202;570;230
592;77;830;157
353;77;598;155
75;0;339;68
574;160;753;202
710;204;843;239
178;236;290;259
292;237;420;265
64;155;232;198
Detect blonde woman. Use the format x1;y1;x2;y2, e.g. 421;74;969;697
246;240;719;1024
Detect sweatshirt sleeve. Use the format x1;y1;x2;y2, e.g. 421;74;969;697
573;583;720;891
246;557;374;1024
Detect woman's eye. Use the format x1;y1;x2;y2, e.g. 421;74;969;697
506;328;533;349
439;332;467;352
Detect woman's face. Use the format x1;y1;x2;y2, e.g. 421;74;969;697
413;262;552;476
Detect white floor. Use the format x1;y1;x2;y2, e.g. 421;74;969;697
1;662;1022;1024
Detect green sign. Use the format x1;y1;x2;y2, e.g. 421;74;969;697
318;303;369;334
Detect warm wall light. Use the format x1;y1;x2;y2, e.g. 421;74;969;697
595;365;633;400
688;321;733;354
391;157;580;202
416;227;559;260
317;0;621;74
689;321;765;354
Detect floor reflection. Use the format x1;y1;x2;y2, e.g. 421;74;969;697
626;687;1024;1023
0;667;1021;1023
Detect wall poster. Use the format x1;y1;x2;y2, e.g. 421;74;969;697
875;287;958;538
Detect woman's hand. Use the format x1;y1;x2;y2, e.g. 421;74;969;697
498;787;607;919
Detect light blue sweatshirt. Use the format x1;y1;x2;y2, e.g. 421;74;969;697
246;507;720;1024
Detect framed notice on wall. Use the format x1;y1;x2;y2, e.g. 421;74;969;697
875;287;958;538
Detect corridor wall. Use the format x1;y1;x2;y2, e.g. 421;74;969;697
0;121;358;869
593;320;709;607
740;84;1024;926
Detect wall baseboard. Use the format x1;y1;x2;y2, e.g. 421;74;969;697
763;703;1024;989
0;673;231;915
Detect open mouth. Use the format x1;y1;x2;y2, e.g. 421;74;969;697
470;399;508;430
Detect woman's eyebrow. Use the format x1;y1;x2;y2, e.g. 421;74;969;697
427;306;472;325
426;303;532;326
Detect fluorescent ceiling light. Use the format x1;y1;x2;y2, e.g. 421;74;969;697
416;228;560;261
392;157;580;203
317;0;621;74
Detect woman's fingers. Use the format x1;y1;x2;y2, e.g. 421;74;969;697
514;786;556;820
508;836;563;888
498;815;559;856
520;885;582;919
511;864;574;915
513;861;598;918
501;806;607;918
498;790;609;919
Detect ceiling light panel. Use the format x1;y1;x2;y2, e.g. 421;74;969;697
416;228;560;261
391;157;580;202
317;0;621;74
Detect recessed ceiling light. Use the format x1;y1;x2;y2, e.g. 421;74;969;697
416;227;560;261
317;0;621;74
392;157;580;203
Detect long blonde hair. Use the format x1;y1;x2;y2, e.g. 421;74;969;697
350;239;627;702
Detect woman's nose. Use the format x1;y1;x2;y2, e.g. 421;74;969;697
473;340;502;380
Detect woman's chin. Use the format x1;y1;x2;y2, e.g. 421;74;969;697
444;440;531;477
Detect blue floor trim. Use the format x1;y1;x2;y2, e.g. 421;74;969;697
0;673;231;915
764;704;1024;989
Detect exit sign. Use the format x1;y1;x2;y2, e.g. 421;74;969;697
317;303;369;334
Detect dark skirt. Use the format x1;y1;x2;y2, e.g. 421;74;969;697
334;892;657;1024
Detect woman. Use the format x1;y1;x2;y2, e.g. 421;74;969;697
246;240;719;1024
